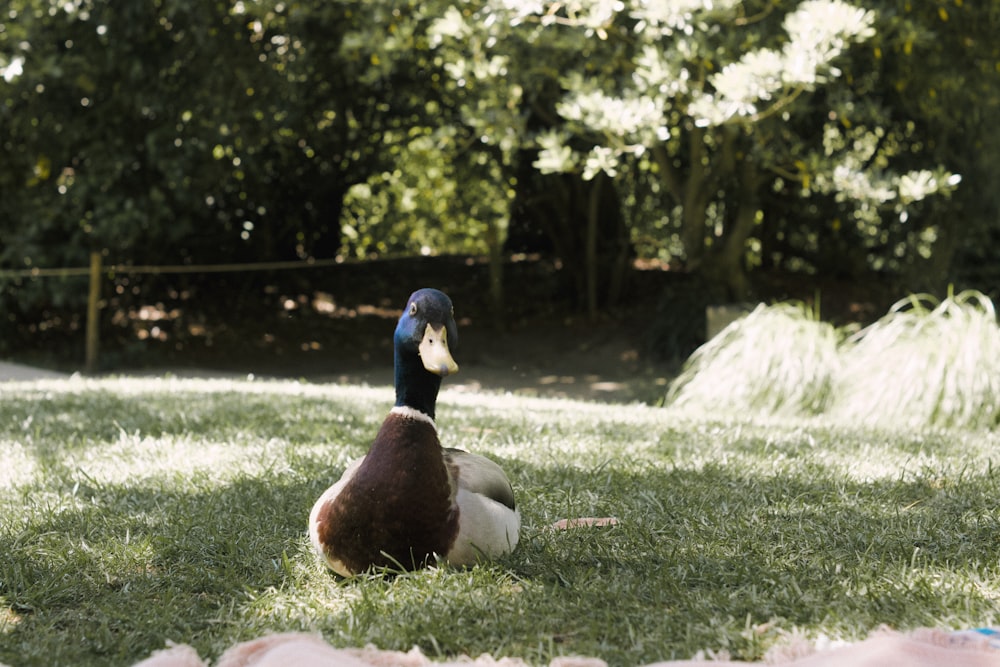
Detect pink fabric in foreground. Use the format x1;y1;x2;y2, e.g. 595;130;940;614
128;627;1000;667
648;628;1000;667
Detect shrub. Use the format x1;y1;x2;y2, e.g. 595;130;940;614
830;290;1000;430
667;302;840;417
666;290;1000;430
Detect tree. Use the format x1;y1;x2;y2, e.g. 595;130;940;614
864;0;1000;293
1;0;269;272
426;2;636;317
366;0;960;312
513;0;961;299
2;0;990;330
0;0;436;313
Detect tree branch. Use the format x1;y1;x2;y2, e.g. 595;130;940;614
651;144;683;203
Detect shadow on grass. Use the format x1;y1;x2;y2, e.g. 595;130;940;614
0;469;321;666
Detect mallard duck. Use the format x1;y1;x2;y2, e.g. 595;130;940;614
308;288;520;576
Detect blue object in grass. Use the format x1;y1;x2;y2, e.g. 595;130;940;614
972;628;1000;647
950;628;1000;649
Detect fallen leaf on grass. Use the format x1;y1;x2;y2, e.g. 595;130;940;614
548;517;619;530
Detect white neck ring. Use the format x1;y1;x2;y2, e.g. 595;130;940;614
390;405;437;429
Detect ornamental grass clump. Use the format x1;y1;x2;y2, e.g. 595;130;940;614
830;289;1000;430
667;302;839;417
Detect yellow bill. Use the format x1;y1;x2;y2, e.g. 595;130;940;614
419;324;459;376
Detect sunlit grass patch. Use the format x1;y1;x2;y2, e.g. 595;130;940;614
0;441;36;490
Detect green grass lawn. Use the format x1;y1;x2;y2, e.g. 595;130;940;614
2;377;999;666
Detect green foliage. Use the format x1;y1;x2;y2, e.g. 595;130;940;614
2;0;998;319
772;0;1000;287
463;0;961;297
1;0;271;267
338;129;508;259
3;380;1000;665
668;291;1000;430
0;0;439;268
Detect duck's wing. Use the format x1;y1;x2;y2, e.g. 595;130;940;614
444;448;515;511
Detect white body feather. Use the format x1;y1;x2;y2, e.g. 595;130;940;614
446;487;520;565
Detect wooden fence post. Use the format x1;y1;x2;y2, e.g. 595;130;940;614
85;251;101;373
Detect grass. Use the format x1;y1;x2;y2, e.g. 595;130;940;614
2;378;1000;666
668;290;1000;430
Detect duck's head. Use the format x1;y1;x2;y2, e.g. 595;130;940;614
393;288;459;418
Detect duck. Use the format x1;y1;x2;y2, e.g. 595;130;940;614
308;288;520;576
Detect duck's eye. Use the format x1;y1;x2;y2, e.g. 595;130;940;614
409;302;418;316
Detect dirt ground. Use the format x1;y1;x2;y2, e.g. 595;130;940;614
74;257;685;403
305;316;678;405
100;305;679;405
6;256;896;404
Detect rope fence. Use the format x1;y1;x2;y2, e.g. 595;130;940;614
0;255;349;279
2;252;353;373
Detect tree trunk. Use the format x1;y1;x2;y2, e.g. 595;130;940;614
585;173;603;321
485;214;506;330
510;164;630;314
607;204;632;308
902;210;957;293
703;158;760;301
680;126;711;267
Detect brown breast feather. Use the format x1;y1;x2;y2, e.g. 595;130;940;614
316;412;459;573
